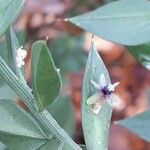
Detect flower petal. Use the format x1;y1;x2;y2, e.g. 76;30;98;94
91;80;101;90
87;92;100;105
99;73;107;88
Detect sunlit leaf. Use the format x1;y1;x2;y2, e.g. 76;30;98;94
67;0;150;45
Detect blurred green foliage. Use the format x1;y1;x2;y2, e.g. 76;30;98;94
49;34;87;75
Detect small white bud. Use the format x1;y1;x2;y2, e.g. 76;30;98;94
16;46;27;68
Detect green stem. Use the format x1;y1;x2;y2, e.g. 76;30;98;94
0;56;81;150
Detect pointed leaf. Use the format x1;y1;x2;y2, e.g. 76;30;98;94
82;42;112;150
0;99;48;150
118;110;150;142
127;42;150;70
0;0;25;36
31;41;61;111
67;0;150;45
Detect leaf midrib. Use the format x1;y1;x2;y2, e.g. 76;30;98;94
72;12;150;21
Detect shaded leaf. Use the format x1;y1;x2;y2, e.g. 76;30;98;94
31;41;61;111
79;144;86;150
47;96;75;136
49;34;87;74
127;42;150;70
118;110;150;142
0;99;48;150
0;0;25;36
67;0;150;45
82;42;112;150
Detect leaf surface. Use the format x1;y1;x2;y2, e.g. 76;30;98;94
0;0;25;36
82;42;112;150
127;43;150;70
67;0;150;45
118;110;150;142
31;41;61;111
0;99;48;150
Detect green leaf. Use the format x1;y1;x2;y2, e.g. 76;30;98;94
39;140;73;150
0;28;27;86
38;139;60;150
47;96;75;136
118;110;150;142
0;99;48;150
79;144;86;150
0;0;25;36
127;42;150;70
5;27;26;82
49;34;87;74
67;0;150;46
31;41;61;111
0;142;7;150
0;83;16;99
82;42;112;150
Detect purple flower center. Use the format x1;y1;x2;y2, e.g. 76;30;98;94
101;85;113;96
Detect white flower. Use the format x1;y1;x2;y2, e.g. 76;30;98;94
87;74;120;114
16;46;27;68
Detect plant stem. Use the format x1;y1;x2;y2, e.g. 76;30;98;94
0;56;81;150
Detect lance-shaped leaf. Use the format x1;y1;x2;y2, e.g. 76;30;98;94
0;99;48;150
0;0;25;36
118;110;150;142
31;41;61;111
82;42;112;150
127;42;150;70
66;0;150;46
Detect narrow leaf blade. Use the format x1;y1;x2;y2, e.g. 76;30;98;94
82;42;112;150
